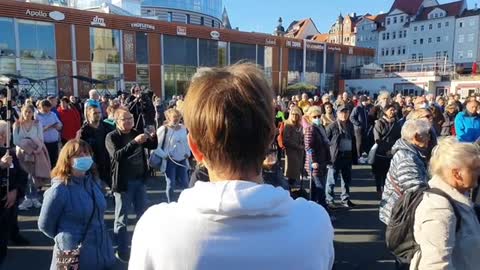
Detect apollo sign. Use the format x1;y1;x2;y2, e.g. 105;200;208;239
25;9;65;21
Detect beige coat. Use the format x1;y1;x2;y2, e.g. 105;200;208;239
410;177;480;270
283;123;304;180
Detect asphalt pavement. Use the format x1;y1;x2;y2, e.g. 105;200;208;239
2;165;395;270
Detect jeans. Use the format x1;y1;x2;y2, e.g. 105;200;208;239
312;175;327;207
165;159;188;203
326;156;352;203
113;179;147;255
24;175;39;201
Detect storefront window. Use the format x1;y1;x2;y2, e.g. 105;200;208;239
262;46;274;86
305;50;323;86
18;19;57;96
288;48;303;84
163;35;198;98
199;39;218;67
230;43;256;64
0;17;16;75
90;27;121;94
136;32;149;87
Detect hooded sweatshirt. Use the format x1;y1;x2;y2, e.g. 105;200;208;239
129;180;334;270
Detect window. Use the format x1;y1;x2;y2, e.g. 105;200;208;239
399;31;403;38
381;48;385;56
436;51;441;59
428;37;432;43
0;18;15;57
468;50;473;58
459;22;464;28
398;47;401;55
392;32;396;39
391;48;395;55
421;25;424;31
400;16;404;23
468;33;475;42
413;39;417;45
186;14;190;24
387;18;391;25
382;33;386;40
394;17;397;24
418;53;423;61
199;39;220;67
412;54;417;60
386;49;389;56
445;21;449;27
386;32;390;40
434;13;438;18
404;30;407;37
458;51;464;59
211;20;215;27
167;12;172;22
163;35;198;66
135;32;149;64
437;36;441;43
459;34;465;43
438;23;441;29
414;26;418;31
420;38;424;44
89;27;121;91
402;46;406;54
231;42;257;64
429;24;433;30
200;16;204;25
443;51;448;59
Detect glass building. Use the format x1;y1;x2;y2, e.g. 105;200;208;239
142;0;222;19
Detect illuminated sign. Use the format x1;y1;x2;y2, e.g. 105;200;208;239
91;16;106;27
177;26;187;36
286;40;302;48
131;23;155;30
210;31;220;40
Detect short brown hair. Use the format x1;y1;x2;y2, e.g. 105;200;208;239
40;99;52;108
183;63;274;175
51;139;97;182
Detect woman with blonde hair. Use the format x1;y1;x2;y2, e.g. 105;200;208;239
14;104;50;210
283;106;305;189
410;137;480;269
38;140;114;270
154;108;190;202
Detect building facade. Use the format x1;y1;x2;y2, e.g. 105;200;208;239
0;1;374;98
454;9;480;66
327;13;362;46
355;15;384;52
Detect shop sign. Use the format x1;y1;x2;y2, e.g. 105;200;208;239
327;45;342;52
306;43;324;50
177;26;187;36
265;38;276;46
349;47;354;55
49;11;65;21
26;9;65;21
210;30;220;40
130;22;155;31
91;16;106;27
286;40;302;48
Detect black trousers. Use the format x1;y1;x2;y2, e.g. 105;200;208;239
45;142;59;169
373;156;391;192
0;202;15;266
354;128;364;156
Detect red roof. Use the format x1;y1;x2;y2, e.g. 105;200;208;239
390;0;425;15
416;1;465;20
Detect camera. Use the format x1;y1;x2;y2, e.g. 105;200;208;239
0;75;18;88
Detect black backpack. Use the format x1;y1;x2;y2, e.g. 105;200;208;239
385;185;461;264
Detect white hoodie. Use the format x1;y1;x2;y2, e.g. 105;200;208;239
129;180;334;270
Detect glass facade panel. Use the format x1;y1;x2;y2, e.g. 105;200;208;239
142;0;222;19
257;45;265;66
199;39;218;67
305;50;323;86
90;27;121;94
288;48;303;84
230;43;256;64
164;65;196;98
18;19;57;96
0;17;16;75
136;32;149;64
163;35;197;66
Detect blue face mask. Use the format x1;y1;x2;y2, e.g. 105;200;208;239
72;156;94;172
313;118;322;126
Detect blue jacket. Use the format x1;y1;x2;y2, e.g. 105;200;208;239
455;111;480;142
349;105;369;131
38;175;114;270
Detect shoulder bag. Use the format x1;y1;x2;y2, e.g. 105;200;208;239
148;126;168;171
56;180;96;270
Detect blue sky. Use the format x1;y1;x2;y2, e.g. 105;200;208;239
224;0;478;34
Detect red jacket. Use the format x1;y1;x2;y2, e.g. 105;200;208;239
57;106;81;141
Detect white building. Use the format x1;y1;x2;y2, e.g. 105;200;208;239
454;9;480;68
355;14;384;52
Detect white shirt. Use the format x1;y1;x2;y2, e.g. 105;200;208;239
129;180;334;270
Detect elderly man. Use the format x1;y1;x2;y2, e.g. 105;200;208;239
105;108;157;262
326;105;357;208
84;89;102;119
455;100;480;142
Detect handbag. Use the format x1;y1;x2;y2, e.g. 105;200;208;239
56;180;96;270
367;143;378;165
148;126;168;170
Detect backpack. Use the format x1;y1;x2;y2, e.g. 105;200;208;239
277;122;286;149
386;185;461;265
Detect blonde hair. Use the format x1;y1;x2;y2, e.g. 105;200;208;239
406;108;431;120
305;106;322;117
286;106;303;126
430;137;480;178
51;139;97;182
164;108;181;120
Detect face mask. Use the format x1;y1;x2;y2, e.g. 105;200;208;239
313;119;321;126
72;156;94;172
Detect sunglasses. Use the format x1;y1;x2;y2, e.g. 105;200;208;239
312;115;321;119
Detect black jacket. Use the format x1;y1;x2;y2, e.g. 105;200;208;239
349;105;369;131
0;148;27;198
105;129;157;192
126;95;155;131
326;121;357;163
373;117;402;157
80;122;114;187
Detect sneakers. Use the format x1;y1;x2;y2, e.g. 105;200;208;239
115;251;130;263
341;200;357;208
18;199;33;211
32;198;42;208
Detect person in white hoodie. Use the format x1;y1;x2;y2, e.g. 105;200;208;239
129;63;335;270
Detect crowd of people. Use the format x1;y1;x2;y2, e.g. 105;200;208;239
0;63;479;270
